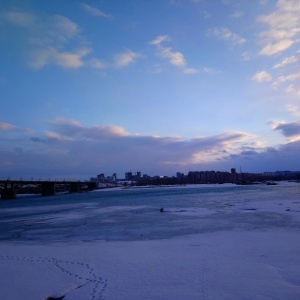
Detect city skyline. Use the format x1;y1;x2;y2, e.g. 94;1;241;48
1;0;300;180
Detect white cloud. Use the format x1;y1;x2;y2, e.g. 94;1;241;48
252;71;272;82
273;72;300;85
149;35;198;74
183;68;198;74
207;27;246;45
30;47;90;69
258;0;300;55
160;47;186;67
273;52;300;68
114;50;141;68
259;39;294;56
285;84;300;96
81;3;112;19
149;35;170;45
285;104;300;117
231;11;244;18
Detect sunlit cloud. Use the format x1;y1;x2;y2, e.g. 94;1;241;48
258;0;300;56
252;71;272;82
149;35;170;45
48;118;130;138
1;117;300;178
45;131;74;142
0;122;15;131
149;35;197;74
273;72;300;86
160;47;186;67
114;50;141;68
259;40;294;56
273;51;300;68
150;35;184;66
285;84;300;97
81;3;112;19
30;47;90;69
183;68;198;74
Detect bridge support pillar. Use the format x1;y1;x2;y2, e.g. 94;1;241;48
42;182;55;196
69;183;80;193
1;183;17;199
87;182;97;191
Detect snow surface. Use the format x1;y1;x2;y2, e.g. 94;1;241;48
0;182;300;300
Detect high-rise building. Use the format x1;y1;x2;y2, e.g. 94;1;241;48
231;168;237;183
125;172;132;180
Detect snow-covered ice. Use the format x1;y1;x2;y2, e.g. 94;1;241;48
0;182;300;299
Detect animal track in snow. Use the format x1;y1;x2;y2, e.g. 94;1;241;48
0;255;107;300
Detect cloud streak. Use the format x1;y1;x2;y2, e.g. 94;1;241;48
1;118;299;179
258;0;300;55
207;27;246;45
81;3;112;19
0;122;15;131
149;35;197;74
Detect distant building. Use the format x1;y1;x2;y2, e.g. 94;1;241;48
231;168;237;183
176;172;185;179
125;172;133;180
90;172;117;183
97;173;106;183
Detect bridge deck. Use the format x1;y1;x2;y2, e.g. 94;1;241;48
0;180;97;199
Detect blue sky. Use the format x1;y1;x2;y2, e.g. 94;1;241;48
1;0;300;180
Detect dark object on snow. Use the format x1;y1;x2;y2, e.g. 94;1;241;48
160;208;165;212
47;296;65;300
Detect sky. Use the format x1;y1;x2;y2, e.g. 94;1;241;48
1;0;300;180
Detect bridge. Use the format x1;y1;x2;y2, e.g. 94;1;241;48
0;180;98;200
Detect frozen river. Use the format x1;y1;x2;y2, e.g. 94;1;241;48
0;182;300;299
